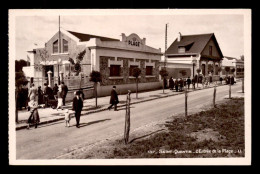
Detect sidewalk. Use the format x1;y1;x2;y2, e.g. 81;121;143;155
16;81;241;130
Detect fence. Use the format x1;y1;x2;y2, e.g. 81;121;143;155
27;76;94;90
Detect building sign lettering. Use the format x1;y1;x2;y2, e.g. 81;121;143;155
128;37;140;47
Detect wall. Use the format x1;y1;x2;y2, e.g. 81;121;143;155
96;81;162;97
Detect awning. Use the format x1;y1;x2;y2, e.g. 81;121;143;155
39;60;71;65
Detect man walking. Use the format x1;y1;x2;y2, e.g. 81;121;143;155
61;82;68;106
108;86;119;111
43;83;52;108
72;91;83;128
187;77;191;90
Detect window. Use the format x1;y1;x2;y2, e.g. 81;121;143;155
129;65;138;76
209;46;213;56
110;65;121;76
53;40;59;53
63;39;68;53
178;46;185;53
146;66;153;75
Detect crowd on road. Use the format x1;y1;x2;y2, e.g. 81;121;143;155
20;81;119;129
17;74;236;130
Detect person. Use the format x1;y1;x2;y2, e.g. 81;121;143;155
61;82;69;106
179;78;183;92
202;75;206;88
108;86;119;111
53;83;59;96
219;76;223;84
72;91;83;128
38;86;43;105
78;88;85;101
163;78;167;89
230;76;235;85
209;74;213;85
43;83;52;108
64;109;71;127
169;77;174;90
187;77;191;90
28;83;38;103
175;78;179;92
27;100;40;129
183;78;187;89
192;78;196;89
56;85;63;110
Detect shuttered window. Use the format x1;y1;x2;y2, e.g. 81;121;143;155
110;65;121;76
53;40;58;53
129;65;138;76
146;66;153;75
63;39;68;53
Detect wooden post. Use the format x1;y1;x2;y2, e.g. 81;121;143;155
124;90;131;144
136;78;138;99
229;83;231;99
162;78;165;94
185;88;188;116
213;85;216;107
242;78;244;93
95;82;97;108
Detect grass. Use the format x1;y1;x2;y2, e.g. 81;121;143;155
109;98;245;158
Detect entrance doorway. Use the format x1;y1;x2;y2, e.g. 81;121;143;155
202;64;205;75
44;65;54;77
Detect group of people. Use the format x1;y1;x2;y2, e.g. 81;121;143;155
168;77;195;92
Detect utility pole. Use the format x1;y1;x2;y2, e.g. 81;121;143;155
164;23;169;68
59;15;61;54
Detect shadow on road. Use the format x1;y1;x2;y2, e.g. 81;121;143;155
78;119;111;128
129;129;165;144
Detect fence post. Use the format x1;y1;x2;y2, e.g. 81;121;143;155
229;83;231;99
213;84;216;107
242;78;244;93
185;87;188;116
124;90;131;144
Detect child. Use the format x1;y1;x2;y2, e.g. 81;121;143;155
64;109;71;127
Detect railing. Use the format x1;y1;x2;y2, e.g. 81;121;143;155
27;76;94;90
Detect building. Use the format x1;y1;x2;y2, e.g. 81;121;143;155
23;29;162;98
164;32;224;81
221;56;244;77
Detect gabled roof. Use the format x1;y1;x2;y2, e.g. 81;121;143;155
67;30;120;42
166;33;223;58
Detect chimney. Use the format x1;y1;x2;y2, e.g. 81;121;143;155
177;32;182;42
121;33;126;42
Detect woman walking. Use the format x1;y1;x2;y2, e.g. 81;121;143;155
56;85;63;110
27;100;40;129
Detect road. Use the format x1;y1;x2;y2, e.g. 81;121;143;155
16;83;242;159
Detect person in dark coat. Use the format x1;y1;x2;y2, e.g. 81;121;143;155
179;78;184;91
219;76;223;84
38;86;43;105
192;78;196;89
72;91;83;128
169;77;174;90
175;79;179;92
108;86;119;111
187;77;191;90
230;76;235;85
53;83;58;96
43;83;52;108
61;82;69;106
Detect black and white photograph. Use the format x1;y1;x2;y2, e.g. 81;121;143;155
8;9;251;165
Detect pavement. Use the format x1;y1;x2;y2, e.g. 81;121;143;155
16;80;243;130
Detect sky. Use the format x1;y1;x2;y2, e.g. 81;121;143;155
14;10;245;61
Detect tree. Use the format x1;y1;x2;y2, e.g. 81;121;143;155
15;71;29;123
225;67;230;76
196;68;201;87
15;59;30;72
132;67;141;99
240;55;244;61
159;68;169;94
231;68;235;74
89;70;102;108
74;49;86;76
